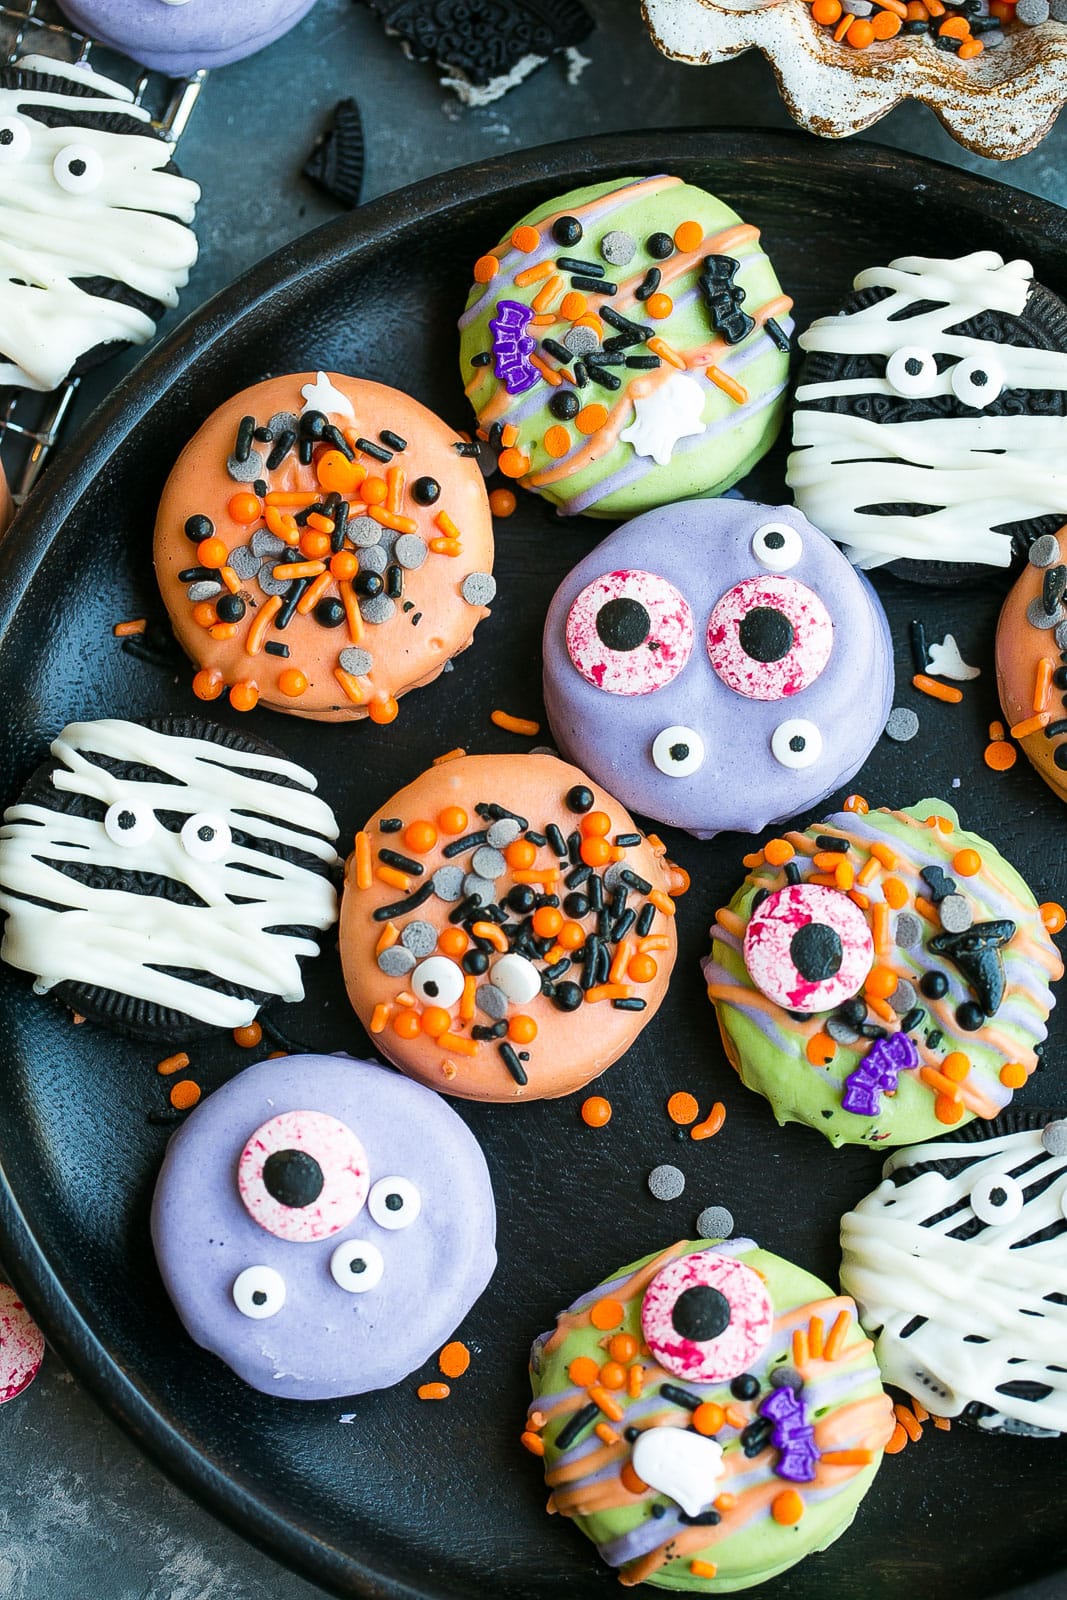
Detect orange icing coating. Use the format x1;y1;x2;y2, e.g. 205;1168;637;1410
996;546;1067;803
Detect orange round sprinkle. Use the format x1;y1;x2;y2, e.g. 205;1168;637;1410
871;8;901;33
590;1297;625;1331
621;1463;648;1496
984;740;1017;772
957;35;983;55
170;1079;201;1111
543;425;571;459
329;550;358;580
438;806;468;834
439;1341;470;1379
509;1014;538;1045
1041;902;1066;935
560;291;587;321
952;849;982;877
229;682;259;713
558;920;585;950
438;927;469;958
1000;1062;1028;1090
316;450;361;495
369;695;399;725
581;1095;613;1128
278;669;308;698
764;838;795;866
489;488;516;518
197;536;228;569
532;906;563;939
506;838;537;870
674;220;703;252
843;794;869;814
473;254;499;283
935;1094;965;1125
420;1006;452;1038
233;1022;262;1049
581;810;612;838
227;492;261;525
417;1382;450;1401
646;292;674;320
393;1010;421;1040
511;224;540;252
191;600;218;628
498;446;531;478
667;1091;699;1125
865;966;899;1000
941;1052;971;1082
806;1031;836;1067
575;403;608;436
692;1402;725;1436
580;836;612;868
404;820;438;854
847;17;874;43
192;668;224;701
772;1490;805;1525
812;0;842;19
568;1355;599;1387
608;1333;638;1363
299;530;331;560
627;953;658;984
362;476;388;505
598;1361;627;1391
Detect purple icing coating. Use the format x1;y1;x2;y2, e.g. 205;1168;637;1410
489;300;538;395
841;1032;919;1117
543;498;894;838
758;1384;819;1482
151;1054;496;1399
54;0;318;73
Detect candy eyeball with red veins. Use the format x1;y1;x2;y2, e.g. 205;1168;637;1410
543;498;894;839
640;1248;774;1383
742;884;875;1013
151;1055;497;1400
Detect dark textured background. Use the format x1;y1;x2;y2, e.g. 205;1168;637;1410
0;3;1066;1599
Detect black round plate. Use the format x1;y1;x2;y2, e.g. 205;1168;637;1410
0;131;1065;1600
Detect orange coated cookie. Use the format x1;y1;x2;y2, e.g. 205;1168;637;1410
995;528;1067;803
339;753;681;1102
154;372;495;721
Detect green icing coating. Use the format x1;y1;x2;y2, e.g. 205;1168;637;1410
458;176;791;518
707;801;1061;1149
529;1240;889;1591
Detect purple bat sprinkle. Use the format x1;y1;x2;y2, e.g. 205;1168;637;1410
489;300;539;395
842;1031;919;1116
759;1385;819;1483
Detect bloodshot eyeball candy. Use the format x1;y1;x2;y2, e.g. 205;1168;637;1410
542;498;893;838
704;800;1063;1148
459;175;793;518
54;0;319;74
525;1238;893;1590
151;1054;497;1399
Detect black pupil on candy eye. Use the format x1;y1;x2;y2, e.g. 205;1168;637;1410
263;1148;325;1209
669;743;689;763
672;1285;731;1342
596;597;650;652
738;607;793;663
117;810;136;831
905;358;922;376
385;1192;404;1212
789;735;806;753
971;370;987;388
762;531;785;551
790;922;843;984
989;1187;1006;1207
0;129;13;146
252;1290;267;1306
197;825;214;842
69;158;86;177
423;980;439;998
348;1257;367;1275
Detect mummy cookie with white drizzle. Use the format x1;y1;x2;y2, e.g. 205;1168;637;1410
788;252;1067;578
0;57;199;392
841;1112;1067;1437
0;717;339;1039
152;1053;497;1399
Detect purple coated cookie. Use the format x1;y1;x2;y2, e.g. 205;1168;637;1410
543;499;894;838
55;0;319;75
151;1054;496;1399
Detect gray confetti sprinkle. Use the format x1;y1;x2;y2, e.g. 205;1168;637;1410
462;572;496;607
186;580;222;602
394;534;428;570
600;228;636;266
530;745;557;757
770;1366;803;1392
256;568;294;596
885;707;919;743
1057;621;1067;651
376;526;400;554
432;865;465;901
251;529;284;558
377;946;415;976
894;911;923;950
842;0;872;11
695;1205;734;1240
359;545;389;574
1016;0;1049;21
827;1016;861;1045
1042;1119;1067;1155
267;410;298;437
563;325;600;356
602;862;627;892
1026;598;1063;631
400;920;437;958
471;846;507;881
888;978;918;1016
360;595;396;625
229;545;260;579
1029;533;1062;568
981;24;1006;41
226;449;264;483
463;873;495;904
1050;0;1067;18
476;983;508;1020
648;1164;685;1201
349;515;383;548
486;818;522;848
939;894;973;934
339;647;373;677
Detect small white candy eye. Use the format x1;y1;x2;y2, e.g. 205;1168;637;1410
0;116;31;164
652;725;704;778
104;799;157;848
53;143;103;194
180;812;232;862
771;718;822;769
411;956;464;1008
490;952;541;1005
330;1238;384;1292
751;522;802;573
950;355;1003;410
970;1171;1023;1226
232;1264;286;1319
368;1176;421;1230
886;346;938;398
